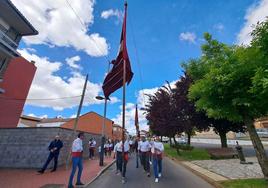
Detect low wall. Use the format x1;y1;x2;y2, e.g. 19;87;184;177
0;127;101;168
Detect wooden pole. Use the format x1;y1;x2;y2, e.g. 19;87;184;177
66;74;88;169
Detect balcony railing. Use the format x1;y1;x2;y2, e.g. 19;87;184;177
0;30;18;49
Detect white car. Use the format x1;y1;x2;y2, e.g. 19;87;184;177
257;129;268;138
177;137;187;144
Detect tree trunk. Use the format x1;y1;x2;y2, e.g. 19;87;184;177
169;137;172;147
245;117;268;179
187;133;191;145
161;136;163;142
219;131;228;148
173;136;177;145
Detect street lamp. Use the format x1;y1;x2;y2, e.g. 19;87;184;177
95;95;108;166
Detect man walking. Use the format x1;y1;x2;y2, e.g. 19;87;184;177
38;135;63;173
151;136;164;183
139;136;151;177
134;137;140;168
113;140;121;174
116;137;130;184
68;132;84;188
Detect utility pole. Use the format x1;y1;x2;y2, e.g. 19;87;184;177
66;74;88;169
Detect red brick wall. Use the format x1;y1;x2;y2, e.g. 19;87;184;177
0;57;36;128
62;112;113;139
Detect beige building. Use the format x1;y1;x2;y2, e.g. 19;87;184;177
255;117;268;129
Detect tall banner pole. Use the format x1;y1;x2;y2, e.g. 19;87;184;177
122;1;128;172
100;61;111;166
66;74;88;169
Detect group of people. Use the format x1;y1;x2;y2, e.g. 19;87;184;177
113;135;164;184
36;133;164;187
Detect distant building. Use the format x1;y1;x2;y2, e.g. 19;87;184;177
140;130;149;137
17;115;73;128
0;0;38;91
0;57;36;128
62;112;114;139
255;117;268;129
112;124;125;141
17;115;41;127
37;117;72;127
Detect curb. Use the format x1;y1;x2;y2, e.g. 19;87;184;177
165;156;224;188
84;159;116;187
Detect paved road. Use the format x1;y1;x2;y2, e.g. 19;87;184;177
87;155;214;188
192;143;268;157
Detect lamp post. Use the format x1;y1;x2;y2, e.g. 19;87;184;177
96;95;107;166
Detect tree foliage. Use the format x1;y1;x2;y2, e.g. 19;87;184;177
184;19;268;177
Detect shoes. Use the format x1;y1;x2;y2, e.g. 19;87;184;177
149;161;152;165
37;170;44;174
159;173;162;177
68;185;74;188
50;169;56;172
122;177;126;184
147;173;150;177
115;170;120;175
155;178;159;183
75;182;84;186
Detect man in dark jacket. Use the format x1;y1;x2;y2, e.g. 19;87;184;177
38;135;63;173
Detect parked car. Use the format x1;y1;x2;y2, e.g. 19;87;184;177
256;128;268;138
177;137;187;144
162;137;169;143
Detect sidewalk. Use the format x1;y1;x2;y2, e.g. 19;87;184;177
0;157;114;188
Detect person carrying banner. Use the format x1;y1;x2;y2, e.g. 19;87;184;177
139;136;151;177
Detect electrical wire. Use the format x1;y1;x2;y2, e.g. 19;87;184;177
129;12;146;107
65;0;110;62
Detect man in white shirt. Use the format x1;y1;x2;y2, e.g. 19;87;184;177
139;136;151;177
68;132;84;188
151;136;164;183
115;137;130;183
113;140;121;174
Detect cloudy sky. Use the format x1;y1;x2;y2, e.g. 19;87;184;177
11;0;268;133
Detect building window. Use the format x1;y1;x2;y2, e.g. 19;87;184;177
0;58;6;73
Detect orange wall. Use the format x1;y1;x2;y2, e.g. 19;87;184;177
62;112;113;138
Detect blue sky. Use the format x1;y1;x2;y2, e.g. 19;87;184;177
12;0;268;133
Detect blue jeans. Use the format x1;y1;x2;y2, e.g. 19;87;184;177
153;157;162;178
68;157;83;187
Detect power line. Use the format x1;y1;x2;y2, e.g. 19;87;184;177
64;0;110;62
129;13;146;107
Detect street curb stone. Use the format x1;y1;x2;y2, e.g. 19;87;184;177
85;159;116;187
166;156;224;188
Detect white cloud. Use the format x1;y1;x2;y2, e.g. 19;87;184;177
11;0;109;57
27;113;48;119
179;32;196;43
66;56;81;70
101;9;123;20
237;0;268;45
69;114;77;118
19;49;119;111
213;23;224;31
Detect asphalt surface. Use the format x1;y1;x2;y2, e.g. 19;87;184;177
191;143;268;157
87;154;214;188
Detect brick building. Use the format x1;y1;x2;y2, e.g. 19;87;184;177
62;112;114;139
0;57;36;127
112;124;124;141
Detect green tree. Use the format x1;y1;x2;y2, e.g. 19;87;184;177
185;20;268;177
